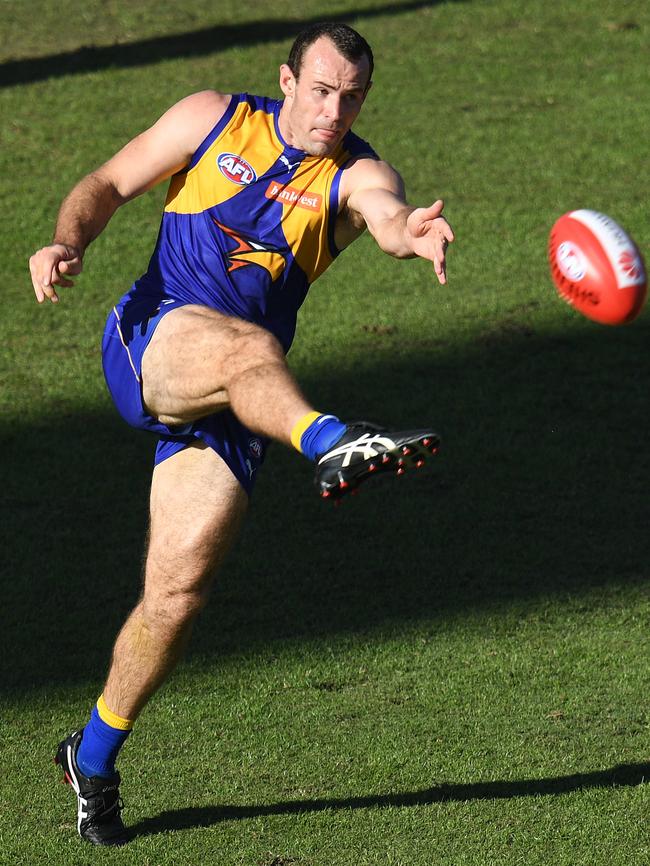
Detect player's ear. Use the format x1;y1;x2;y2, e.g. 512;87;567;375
279;64;297;99
362;79;373;101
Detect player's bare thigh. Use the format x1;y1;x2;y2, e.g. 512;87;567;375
141;304;282;426
145;440;248;603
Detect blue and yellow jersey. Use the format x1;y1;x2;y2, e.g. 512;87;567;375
134;92;377;352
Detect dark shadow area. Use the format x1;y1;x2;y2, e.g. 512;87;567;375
1;315;649;694
0;1;451;88
129;763;650;837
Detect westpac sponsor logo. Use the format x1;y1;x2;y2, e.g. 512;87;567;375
217;153;257;185
265;181;322;212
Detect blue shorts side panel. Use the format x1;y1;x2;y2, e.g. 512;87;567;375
102;295;186;432
102;292;267;495
154;421;268;496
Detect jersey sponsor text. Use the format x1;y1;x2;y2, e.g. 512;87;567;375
265;181;323;212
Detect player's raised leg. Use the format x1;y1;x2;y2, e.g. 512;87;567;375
140;304;314;443
140;305;441;500
56;441;248;846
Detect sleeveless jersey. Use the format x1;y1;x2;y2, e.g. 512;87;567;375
134;92;377;352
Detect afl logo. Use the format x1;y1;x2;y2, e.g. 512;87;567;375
218;153;257;186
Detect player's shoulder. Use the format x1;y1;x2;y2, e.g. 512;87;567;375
340;151;404;199
153;91;237;158
168;89;233;117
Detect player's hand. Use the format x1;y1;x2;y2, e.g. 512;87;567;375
29;243;83;303
406;199;455;285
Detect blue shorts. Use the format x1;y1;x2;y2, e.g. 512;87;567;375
101;291;267;496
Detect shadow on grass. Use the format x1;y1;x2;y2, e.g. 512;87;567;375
1;316;649;693
129;763;650;837
0;0;455;88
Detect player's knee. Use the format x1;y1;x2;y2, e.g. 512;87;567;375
145;582;210;634
143;549;215;630
167;585;209;626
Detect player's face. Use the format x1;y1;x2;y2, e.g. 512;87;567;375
278;38;371;157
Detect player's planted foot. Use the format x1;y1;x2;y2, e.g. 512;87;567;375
314;421;440;500
55;730;127;847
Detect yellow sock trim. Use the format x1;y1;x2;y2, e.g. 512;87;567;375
97;694;134;731
290;411;322;452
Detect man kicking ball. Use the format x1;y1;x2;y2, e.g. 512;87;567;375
29;21;453;845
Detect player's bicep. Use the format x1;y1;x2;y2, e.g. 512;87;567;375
96;90;231;201
345;161;407;235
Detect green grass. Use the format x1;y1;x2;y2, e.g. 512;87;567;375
1;0;649;863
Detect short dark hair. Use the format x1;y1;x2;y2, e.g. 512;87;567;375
287;22;374;85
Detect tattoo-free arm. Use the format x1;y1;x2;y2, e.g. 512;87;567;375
344;159;455;284
30;90;230;303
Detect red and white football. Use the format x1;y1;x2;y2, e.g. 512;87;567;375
548;210;647;325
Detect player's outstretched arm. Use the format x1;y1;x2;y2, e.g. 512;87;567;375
29;90;231;303
344;159;455;285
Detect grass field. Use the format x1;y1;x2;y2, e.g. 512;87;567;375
1;1;649;864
